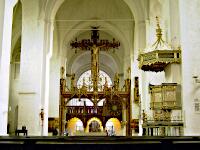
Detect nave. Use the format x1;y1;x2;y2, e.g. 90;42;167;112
1;0;200;138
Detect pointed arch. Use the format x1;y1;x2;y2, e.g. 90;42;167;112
86;117;103;132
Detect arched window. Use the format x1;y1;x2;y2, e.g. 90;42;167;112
76;120;84;131
68;70;112;106
77;70;112;91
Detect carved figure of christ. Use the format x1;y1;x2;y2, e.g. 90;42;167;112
91;44;100;92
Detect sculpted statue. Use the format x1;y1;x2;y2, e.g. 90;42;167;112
114;73;120;91
71;73;75;91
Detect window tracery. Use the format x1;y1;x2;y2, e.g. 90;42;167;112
69;70;112;106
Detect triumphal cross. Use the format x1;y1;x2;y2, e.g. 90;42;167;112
70;27;120;106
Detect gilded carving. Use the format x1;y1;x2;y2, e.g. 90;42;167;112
138;17;181;72
58;27;131;136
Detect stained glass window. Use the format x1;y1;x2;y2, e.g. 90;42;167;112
77;70;112;91
68;70;112;106
76;120;84;131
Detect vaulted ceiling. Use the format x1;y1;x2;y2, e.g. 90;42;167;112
55;0;136;79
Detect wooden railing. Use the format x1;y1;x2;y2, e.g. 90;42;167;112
150;101;181;109
138;50;181;72
66;106;103;115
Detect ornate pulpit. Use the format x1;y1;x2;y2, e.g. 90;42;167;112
138;17;181;72
138;17;183;136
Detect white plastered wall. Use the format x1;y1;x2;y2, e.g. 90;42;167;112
49;27;61;118
8;1;22;135
17;0;56;136
0;0;18;135
179;0;200;135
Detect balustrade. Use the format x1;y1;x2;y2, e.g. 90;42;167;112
150;101;179;109
66;106;103;115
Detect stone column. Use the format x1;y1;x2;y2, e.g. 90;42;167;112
179;0;200;135
164;64;181;84
40;21;54;136
132;20;147;136
165;0;181;84
0;0;18;135
18;0;46;136
169;0;181;48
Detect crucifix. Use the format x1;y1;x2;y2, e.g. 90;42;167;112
70;27;120;106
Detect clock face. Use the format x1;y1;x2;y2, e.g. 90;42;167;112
112;105;118;111
107;100;122;116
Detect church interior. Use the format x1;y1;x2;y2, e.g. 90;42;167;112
1;0;200;142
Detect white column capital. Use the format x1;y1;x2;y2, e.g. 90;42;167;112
19;0;31;5
6;0;18;8
135;20;146;26
145;19;150;25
